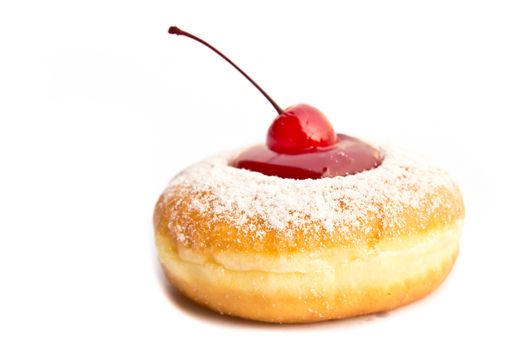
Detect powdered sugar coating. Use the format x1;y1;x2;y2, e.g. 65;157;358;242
160;145;462;248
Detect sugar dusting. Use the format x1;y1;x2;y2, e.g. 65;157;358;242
162;145;460;242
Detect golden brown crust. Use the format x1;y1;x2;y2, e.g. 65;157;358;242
154;185;464;255
161;249;457;323
154;147;464;322
156;222;461;323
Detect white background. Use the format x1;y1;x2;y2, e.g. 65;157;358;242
1;0;507;349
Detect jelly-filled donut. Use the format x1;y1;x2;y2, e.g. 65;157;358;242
157;27;464;323
154;145;464;323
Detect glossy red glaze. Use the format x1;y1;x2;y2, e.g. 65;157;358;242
232;134;382;179
267;104;337;154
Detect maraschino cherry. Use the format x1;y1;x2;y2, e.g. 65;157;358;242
168;26;337;153
267;104;337;154
168;26;382;179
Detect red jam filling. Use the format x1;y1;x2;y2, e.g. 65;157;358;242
231;133;382;180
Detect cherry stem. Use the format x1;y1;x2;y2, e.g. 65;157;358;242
168;26;284;115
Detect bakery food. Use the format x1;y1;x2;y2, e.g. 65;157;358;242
157;26;464;323
154;145;464;323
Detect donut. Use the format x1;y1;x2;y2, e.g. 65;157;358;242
159;26;464;323
154;145;464;323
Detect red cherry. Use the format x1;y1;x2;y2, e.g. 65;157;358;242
168;27;337;155
267;104;337;154
168;27;382;179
